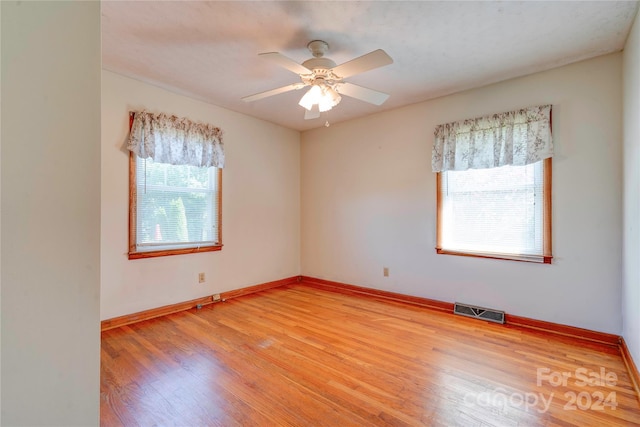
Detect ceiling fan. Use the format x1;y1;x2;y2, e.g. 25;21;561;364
242;40;393;120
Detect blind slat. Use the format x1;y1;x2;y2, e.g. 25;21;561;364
440;162;543;255
135;157;219;252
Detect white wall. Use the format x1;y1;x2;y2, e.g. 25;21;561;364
1;2;101;425
302;53;623;334
101;71;300;320
0;2;3;418
623;10;640;366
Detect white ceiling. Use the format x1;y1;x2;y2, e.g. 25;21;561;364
102;1;639;131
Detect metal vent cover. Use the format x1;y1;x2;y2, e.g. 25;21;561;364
454;302;505;324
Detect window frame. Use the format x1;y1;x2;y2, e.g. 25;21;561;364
127;117;223;260
436;157;552;264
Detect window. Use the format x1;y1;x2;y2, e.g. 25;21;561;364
129;156;222;259
436;158;552;263
126;111;225;259
432;104;553;263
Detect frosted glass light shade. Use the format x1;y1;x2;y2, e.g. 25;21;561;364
319;87;341;112
299;84;342;112
298;85;322;111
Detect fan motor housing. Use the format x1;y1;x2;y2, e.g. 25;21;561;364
302;57;337;72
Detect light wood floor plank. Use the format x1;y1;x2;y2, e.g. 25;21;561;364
101;284;640;426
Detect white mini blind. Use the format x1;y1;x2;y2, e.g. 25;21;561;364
439;161;544;257
134;157;219;252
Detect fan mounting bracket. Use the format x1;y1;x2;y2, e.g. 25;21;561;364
307;40;329;58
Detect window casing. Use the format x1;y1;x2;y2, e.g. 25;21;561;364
129;154;222;259
436;158;552;263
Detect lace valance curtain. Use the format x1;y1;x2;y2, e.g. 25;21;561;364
128;111;225;168
432;104;552;172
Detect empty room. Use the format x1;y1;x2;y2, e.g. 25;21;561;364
2;1;640;426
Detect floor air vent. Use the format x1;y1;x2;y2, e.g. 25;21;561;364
454;302;505;324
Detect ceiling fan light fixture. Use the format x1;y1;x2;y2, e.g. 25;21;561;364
327;87;341;104
319;87;341;112
300;84;342;113
318;99;332;113
245;40;393;121
298;85;322;110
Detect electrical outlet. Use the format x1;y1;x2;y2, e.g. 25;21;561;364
198;272;205;283
212;293;221;302
383;267;389;277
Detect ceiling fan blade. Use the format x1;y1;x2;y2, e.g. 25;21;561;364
336;82;389;105
304;105;320;120
331;49;393;79
259;52;312;75
241;83;305;102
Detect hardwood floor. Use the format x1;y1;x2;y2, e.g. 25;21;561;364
101;283;640;426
